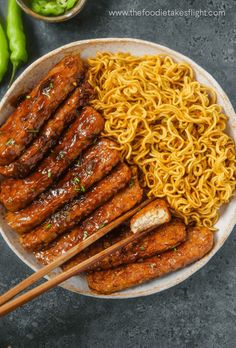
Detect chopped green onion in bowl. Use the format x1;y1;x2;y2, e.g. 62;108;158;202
31;0;78;16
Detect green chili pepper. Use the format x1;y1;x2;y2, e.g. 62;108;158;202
0;22;9;83
7;0;28;85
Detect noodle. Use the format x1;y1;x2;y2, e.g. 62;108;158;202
88;52;236;229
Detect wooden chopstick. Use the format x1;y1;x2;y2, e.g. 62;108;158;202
0;198;153;315
0;223;156;316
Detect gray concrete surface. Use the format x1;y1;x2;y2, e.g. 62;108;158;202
0;0;236;347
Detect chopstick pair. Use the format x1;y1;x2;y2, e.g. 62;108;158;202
0;198;155;317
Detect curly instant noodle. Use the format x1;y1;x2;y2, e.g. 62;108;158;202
88;52;236;229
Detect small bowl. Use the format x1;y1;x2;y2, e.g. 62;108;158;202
16;0;87;22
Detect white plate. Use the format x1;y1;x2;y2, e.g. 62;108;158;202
0;38;236;299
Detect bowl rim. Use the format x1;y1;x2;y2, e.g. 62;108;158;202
1;37;236;299
16;0;87;22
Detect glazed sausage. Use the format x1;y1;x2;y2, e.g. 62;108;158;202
35;174;143;264
63;219;187;272
21;163;132;251
6;139;120;233
0;106;104;211
87;226;214;294
0;82;94;178
0;55;85;165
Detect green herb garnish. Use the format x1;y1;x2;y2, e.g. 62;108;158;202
6;138;15;146
47;169;52;178
99;223;106;229
83;231;89;240
80;185;86;193
140;246;145;251
25;95;31;99
44;223;52;230
72;177;80;185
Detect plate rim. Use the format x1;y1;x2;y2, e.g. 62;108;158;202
0;37;236;299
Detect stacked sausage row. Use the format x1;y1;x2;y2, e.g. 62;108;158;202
0;55;213;294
